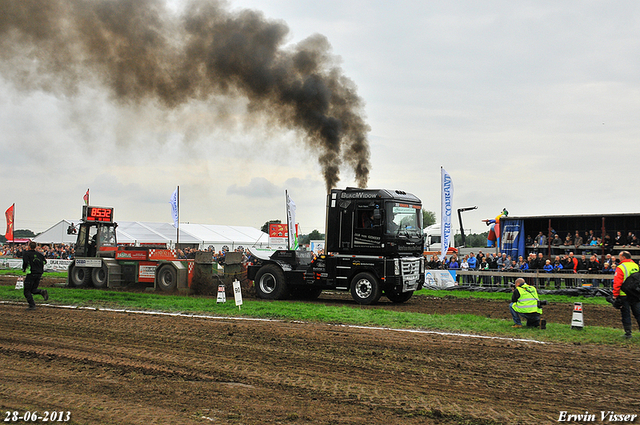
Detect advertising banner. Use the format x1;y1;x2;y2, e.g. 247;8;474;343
269;223;288;247
440;167;453;262
45;259;73;272
310;240;325;255
170;187;179;228
5;204;14;242
501;219;525;260
286;191;298;250
0;258;23;270
424;270;458;289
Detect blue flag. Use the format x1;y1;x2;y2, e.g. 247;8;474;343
440;167;453;262
170;187;179;228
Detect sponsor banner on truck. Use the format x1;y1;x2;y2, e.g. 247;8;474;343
148;249;177;261
116;251;148;260
75;258;102;268
138;263;157;281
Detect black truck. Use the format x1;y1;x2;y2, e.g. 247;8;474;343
247;188;425;305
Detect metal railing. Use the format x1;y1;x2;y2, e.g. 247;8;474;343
441;269;614;289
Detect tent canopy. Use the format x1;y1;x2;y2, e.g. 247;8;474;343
34;220;269;250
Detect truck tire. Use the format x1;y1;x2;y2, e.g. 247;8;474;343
69;265;91;287
384;289;413;303
350;272;382;305
254;264;288;300
91;265;109;289
157;265;177;292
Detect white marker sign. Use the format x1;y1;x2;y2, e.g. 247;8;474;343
217;284;226;303
233;280;243;308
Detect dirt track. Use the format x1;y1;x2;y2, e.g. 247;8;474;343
1;279;639;424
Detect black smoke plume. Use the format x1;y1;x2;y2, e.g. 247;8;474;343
0;0;370;190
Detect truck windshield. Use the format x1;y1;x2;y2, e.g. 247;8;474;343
98;226;117;247
386;203;422;236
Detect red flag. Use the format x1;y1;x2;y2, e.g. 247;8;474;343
5;204;14;242
83;189;89;205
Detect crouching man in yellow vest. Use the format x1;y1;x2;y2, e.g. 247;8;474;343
510;278;543;328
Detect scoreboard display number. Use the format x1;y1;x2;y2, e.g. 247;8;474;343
83;206;114;223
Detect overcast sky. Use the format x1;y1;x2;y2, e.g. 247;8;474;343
2;0;640;237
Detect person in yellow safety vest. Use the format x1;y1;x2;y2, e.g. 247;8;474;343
509;278;544;328
612;251;640;339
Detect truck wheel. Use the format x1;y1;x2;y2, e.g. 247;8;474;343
385;289;413;303
254;264;288;300
69;265;91;287
157;266;177;292
350;272;382;305
91;265;109;289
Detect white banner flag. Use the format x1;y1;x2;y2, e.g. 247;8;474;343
285;190;298;250
169;187;179;228
440;167;453;262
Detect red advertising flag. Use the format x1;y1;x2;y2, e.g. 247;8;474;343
83;189;89;205
5;204;14;242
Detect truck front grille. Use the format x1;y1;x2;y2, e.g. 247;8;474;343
401;257;421;291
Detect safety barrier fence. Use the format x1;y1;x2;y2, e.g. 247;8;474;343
443;269;614;289
1;257;617;289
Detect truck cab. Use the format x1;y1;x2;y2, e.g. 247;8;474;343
326;188;424;256
248;188;425;305
74;220;117;258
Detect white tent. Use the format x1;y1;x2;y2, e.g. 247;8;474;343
33;220;81;245
35;220;269;249
180;224;268;250
115;221;202;245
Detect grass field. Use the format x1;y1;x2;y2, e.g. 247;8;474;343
417;288;612;305
0;280;634;346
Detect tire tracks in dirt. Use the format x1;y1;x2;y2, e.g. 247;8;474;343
1;303;639;424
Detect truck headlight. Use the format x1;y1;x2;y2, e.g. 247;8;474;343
394;259;400;275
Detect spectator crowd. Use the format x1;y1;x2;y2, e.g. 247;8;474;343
427;249;621;289
1;243;255;266
1;243;75;260
528;229;640;255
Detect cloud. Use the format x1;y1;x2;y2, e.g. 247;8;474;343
227;177;282;198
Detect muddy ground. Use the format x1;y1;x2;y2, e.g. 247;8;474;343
0;276;638;424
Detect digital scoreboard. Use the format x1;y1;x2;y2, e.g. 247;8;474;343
82;206;114;223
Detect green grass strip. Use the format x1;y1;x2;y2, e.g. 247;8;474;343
0;284;634;346
417;288;612;305
0;270;68;279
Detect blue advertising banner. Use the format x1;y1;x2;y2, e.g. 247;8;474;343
501;219;525;260
440;167;453;262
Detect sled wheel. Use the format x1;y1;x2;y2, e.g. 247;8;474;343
157;266;177;292
254;264;288;300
